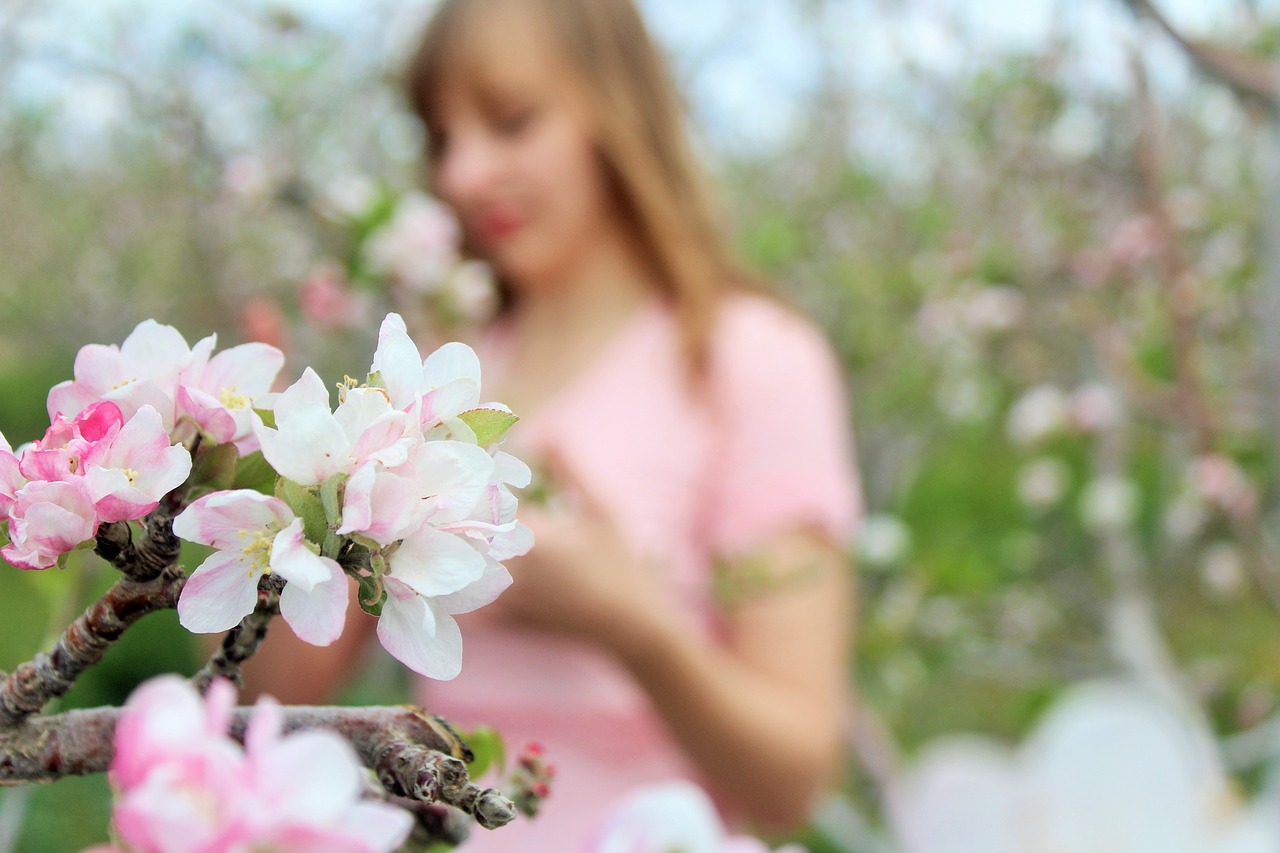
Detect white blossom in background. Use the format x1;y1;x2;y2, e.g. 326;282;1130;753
364;192;461;294
1016;457;1070;511
1079;476;1139;534
1006;384;1071;446
890;682;1280;853
1199;542;1248;602
319;174;379;222
858;513;911;567
1069;382;1122;433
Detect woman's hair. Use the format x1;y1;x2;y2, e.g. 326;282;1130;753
403;0;757;370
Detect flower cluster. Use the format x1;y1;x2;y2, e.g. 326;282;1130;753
0;321;283;571
176;312;531;678
89;676;411;853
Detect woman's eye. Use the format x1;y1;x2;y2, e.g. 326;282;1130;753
493;108;536;137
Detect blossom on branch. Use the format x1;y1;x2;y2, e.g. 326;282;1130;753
104;676;412;853
174;490;347;646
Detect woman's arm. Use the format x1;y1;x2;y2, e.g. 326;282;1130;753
610;530;853;830
492;502;854;831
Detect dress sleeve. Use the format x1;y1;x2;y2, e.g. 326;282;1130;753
704;296;863;558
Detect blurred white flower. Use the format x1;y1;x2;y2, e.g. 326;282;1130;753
918;596;965;640
365;193;461;294
1164;492;1210;543
319;175;379;221
1167;186;1207;231
963;284;1025;333
447;260;499;324
1017;457;1070;511
858;513;911;566
1048;104;1103;163
936;374;996;424
1199;542;1247;602
1079;476;1139;534
221;154;274;204
1006;384;1070;446
1070;382;1122;433
890;682;1280;853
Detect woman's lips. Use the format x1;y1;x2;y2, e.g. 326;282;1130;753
474;209;524;244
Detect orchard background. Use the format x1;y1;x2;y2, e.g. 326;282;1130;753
2;0;1279;850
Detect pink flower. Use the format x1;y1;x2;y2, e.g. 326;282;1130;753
176;339;285;453
2;479;99;569
364;193;460;294
174;491;346;646
298;262;370;331
238;295;292;352
371;314;482;434
0;432;21;517
19;401;124;483
108;676;412;853
84;406;192;523
46;321;196;428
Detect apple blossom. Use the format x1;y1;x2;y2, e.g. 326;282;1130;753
175;339;285;452
46;320;194;428
84;405;192;523
889;682;1280;853
0;432;21;516
2;479;99;569
107;676;412;853
254;369;416;487
582;781;804;853
364;192;461;294
174;490;347;646
19;401;123;484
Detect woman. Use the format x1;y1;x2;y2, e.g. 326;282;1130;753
247;0;861;847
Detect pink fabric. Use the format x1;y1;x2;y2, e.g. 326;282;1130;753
422;293;863;850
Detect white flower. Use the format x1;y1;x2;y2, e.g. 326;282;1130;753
891;682;1280;853
1017;457;1070;511
858;514;911;566
1079;476;1139;534
1006;385;1071;446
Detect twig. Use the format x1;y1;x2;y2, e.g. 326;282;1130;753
94;516;180;582
0;565;186;727
191;580;281;693
1122;0;1280;111
0;703;511;825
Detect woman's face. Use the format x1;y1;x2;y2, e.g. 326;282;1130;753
429;22;617;291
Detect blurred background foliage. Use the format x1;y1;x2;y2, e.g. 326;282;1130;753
3;0;1280;849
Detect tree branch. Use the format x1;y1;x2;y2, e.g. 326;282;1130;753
1122;0;1280;110
0;565;186;727
0;703;514;826
191;580;281;693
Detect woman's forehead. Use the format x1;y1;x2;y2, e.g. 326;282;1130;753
438;4;567;106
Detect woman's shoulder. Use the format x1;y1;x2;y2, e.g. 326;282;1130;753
709;290;842;387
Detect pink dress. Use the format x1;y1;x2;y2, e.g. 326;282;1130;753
421;293;863;850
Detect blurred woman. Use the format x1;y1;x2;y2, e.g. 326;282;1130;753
248;0;862;847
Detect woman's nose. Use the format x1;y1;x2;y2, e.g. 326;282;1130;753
436;132;501;205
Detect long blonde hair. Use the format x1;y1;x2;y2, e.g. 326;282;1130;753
403;0;756;370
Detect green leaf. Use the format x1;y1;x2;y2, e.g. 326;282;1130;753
188;442;240;492
231;451;278;495
254;407;277;430
462;726;506;779
277;479;327;545
457;408;519;446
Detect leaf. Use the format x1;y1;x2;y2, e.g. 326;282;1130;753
462;726;506;779
457;408;519;446
188;441;239;492
277;479;327;545
231;450;278;495
254;407;277;430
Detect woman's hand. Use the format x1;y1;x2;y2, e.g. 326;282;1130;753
487;461;671;649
